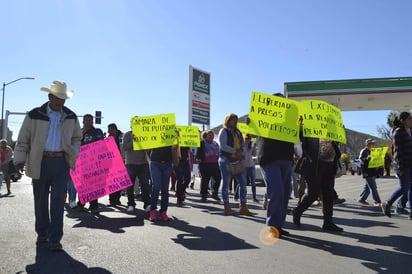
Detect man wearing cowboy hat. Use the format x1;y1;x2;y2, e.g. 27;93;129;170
14;80;82;251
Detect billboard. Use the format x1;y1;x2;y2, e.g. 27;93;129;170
189;65;211;127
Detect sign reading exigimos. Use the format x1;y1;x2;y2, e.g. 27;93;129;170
369;147;388;168
176;125;201;147
299;100;346;144
131;113;178;150
247;91;300;143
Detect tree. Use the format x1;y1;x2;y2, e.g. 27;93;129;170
377;111;400;140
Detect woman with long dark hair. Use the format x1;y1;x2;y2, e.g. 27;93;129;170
382;111;412;219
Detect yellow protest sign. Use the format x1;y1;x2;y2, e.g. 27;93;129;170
369;147;388;168
237;122;256;141
248;91;300;143
176;125;201;147
237;122;249;136
299;100;346;144
131;113;178;150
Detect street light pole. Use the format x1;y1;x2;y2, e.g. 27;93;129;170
1;77;35;139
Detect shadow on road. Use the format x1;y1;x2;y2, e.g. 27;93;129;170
168;217;259;251
25;244;112;274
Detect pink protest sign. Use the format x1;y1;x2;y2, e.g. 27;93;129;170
70;136;132;204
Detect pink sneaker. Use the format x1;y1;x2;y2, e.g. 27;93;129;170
159;211;169;221
149;210;157;221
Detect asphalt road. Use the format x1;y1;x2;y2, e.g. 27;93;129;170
0;173;411;274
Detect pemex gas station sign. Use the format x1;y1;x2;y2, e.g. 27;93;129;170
189;65;210;127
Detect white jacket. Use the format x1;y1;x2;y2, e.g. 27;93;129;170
14;102;82;179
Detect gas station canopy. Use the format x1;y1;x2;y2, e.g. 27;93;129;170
284;77;412;111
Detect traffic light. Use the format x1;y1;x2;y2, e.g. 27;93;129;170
95;111;102;124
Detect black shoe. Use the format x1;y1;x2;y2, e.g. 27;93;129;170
90;207;100;215
322;222;343;232
381;201;392;218
190;183;194;190
292;209;301;227
201;196;207;202
177;200;184;207
333;198;346;205
211;193;221;201
76;205;88;212
279;228;290;236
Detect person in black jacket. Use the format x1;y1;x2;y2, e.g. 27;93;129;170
382;111;412;219
293;134;344;232
357;138;382;206
107;123;123;207
76;114;104;214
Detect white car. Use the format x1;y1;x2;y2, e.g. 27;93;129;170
350;158;362;175
253;157;265;182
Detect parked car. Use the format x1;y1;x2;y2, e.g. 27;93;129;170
350;158;362;175
253;157;265;183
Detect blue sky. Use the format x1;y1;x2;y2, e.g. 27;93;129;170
2;0;411;139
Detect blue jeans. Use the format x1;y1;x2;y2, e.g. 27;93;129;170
67;176;77;202
260;160;292;228
396;192;410;209
235;166;257;200
126;163;151;208
150;161;172;212
388;167;412;206
218;157;247;204
32;157;69;244
359;176;381;203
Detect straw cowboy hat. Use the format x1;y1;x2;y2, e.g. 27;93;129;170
40;80;74;100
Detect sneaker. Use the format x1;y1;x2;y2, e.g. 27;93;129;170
127;206;134;212
322;222;343;232
381;201;391;218
49;242;63;252
395;207;408;214
159;211;169;221
69;201;77;209
149;210;157;221
374;202;382;207
358;200;369;205
144;204;151;212
312;200;321;206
